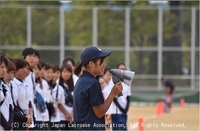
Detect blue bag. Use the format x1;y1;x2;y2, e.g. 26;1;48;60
31;73;46;113
64;88;73;107
34;91;46;113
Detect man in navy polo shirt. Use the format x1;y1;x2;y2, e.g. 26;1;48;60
161;77;175;113
73;46;123;130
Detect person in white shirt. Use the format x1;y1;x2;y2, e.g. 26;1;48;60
11;59;32;130
24;60;34;119
39;60;46;79
0;54;13;131
33;62;49;130
100;68;114;130
58;63;74;130
111;63;131;130
22;47;40;130
62;56;79;85
51;64;61;84
3;59;16;129
0;54;8;105
43;63;67;130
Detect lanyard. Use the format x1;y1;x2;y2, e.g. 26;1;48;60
50;84;59;102
31;72;36;95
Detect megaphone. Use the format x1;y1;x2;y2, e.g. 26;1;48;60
110;69;135;97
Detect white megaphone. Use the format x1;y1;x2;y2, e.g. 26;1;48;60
110;69;135;97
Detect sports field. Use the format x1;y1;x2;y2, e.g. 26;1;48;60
127;105;199;131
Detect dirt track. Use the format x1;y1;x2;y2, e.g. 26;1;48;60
127;106;199;131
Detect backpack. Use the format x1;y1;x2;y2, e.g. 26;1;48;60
34;91;46;113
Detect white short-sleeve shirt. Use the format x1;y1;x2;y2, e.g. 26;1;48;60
0;81;5;103
11;77;32;114
35;82;49;122
102;79;115;114
73;74;79;86
113;82;131;114
0;82;13;122
24;72;37;118
49;84;65;122
0;81;13;130
59;83;73;121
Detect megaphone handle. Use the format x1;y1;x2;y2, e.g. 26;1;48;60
112;75;123;97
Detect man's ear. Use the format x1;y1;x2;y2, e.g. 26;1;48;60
22;55;25;59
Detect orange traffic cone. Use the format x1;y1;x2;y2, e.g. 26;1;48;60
159;102;164;114
138;117;144;131
156;102;164;115
180;98;185;107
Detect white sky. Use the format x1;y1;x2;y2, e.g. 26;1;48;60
60;1;72;3
59;1;168;4
149;1;168;4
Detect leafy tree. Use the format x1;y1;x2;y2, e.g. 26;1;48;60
0;1;198;74
0;1;61;63
181;1;199;75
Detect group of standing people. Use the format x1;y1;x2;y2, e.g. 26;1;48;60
0;46;132;130
0;47;79;130
100;63;131;130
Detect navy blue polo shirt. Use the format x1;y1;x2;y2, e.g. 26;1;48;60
73;71;105;130
165;80;174;94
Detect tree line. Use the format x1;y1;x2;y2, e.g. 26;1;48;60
0;1;199;75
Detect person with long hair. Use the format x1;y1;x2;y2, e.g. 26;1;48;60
111;63;131;130
44;63;70;130
3;59;16;130
62;56;79;85
0;55;8;103
42;63;59;130
0;55;8;104
101;68;114;130
0;54;13;130
39;60;46;79
58;63;74;130
73;46;122;130
33;62;49;130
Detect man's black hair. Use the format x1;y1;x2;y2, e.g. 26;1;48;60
35;50;40;58
22;47;40;58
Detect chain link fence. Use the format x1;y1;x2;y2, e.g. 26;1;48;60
0;5;199;89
